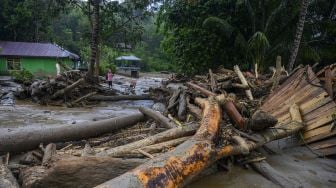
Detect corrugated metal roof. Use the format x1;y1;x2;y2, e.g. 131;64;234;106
0;41;79;59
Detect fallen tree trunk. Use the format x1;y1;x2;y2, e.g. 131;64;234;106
95;95;224;187
99;124;198;157
0;164;20;188
139;107;177;129
96;99;303;187
0;113;145;153
52;78;85;99
187;82;246;129
20;157;147;188
250;160;302;188
89;95;152;101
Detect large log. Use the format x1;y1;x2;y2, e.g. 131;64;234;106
89;95;152;101
99;124;198;157
0;113;145;153
250;160;302;187
186;82;246;129
0;164;20;188
20;157;147;188
96;100;303;188
139;107;177;129
95;95;224;187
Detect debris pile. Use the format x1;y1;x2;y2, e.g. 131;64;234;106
27;71;114;106
0;65;335;188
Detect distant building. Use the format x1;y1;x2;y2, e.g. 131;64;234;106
0;41;79;77
115;55;141;77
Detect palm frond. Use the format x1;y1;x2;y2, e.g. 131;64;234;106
203;16;235;38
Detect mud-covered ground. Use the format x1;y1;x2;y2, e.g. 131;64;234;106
1;72;335;187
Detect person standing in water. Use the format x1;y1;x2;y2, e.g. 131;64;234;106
107;69;113;89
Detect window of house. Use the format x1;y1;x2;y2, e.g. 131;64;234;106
7;58;21;70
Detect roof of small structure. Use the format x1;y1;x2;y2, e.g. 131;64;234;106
115;55;141;61
0;41;80;60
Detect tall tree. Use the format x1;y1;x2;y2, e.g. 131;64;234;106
287;0;309;72
88;0;100;78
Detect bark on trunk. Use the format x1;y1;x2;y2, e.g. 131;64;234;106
0;113;145;153
89;95;152;101
139;107;177;129
0;164;20;188
250;160;302;188
288;0;309;72
271;56;282;92
20;157;146;188
187;82;246;129
88;0;100;77
95;96;224;187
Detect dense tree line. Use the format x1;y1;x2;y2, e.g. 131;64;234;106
0;0;335;75
158;0;336;74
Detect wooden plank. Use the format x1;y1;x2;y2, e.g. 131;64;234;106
303;124;334;140
304;116;333;131
315;146;336;156
309;138;336;150
265;76;321;114
262;68;304;105
304;130;336;144
263;75;319;113
261;69;305;111
276;103;335;129
270;86;323;117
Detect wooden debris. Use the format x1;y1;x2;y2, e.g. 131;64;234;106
139;107;177;129
233;65;254;100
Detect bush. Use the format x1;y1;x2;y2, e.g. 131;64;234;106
99;63;116;76
10;69;33;84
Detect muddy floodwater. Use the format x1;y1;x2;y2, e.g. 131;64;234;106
1;73;335;187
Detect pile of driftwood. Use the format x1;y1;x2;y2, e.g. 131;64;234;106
1;64;309;188
25;70;154;107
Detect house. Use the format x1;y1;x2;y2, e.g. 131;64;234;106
115;55;141;77
0;41;79;77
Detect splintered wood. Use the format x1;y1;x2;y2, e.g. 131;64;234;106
261;66;336;156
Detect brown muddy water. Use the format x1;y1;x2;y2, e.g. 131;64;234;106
1;73;335;187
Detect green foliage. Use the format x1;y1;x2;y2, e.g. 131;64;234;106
158;0;336;75
132;16;175;72
10;69;33;84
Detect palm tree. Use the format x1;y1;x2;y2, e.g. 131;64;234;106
288;0;309;72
